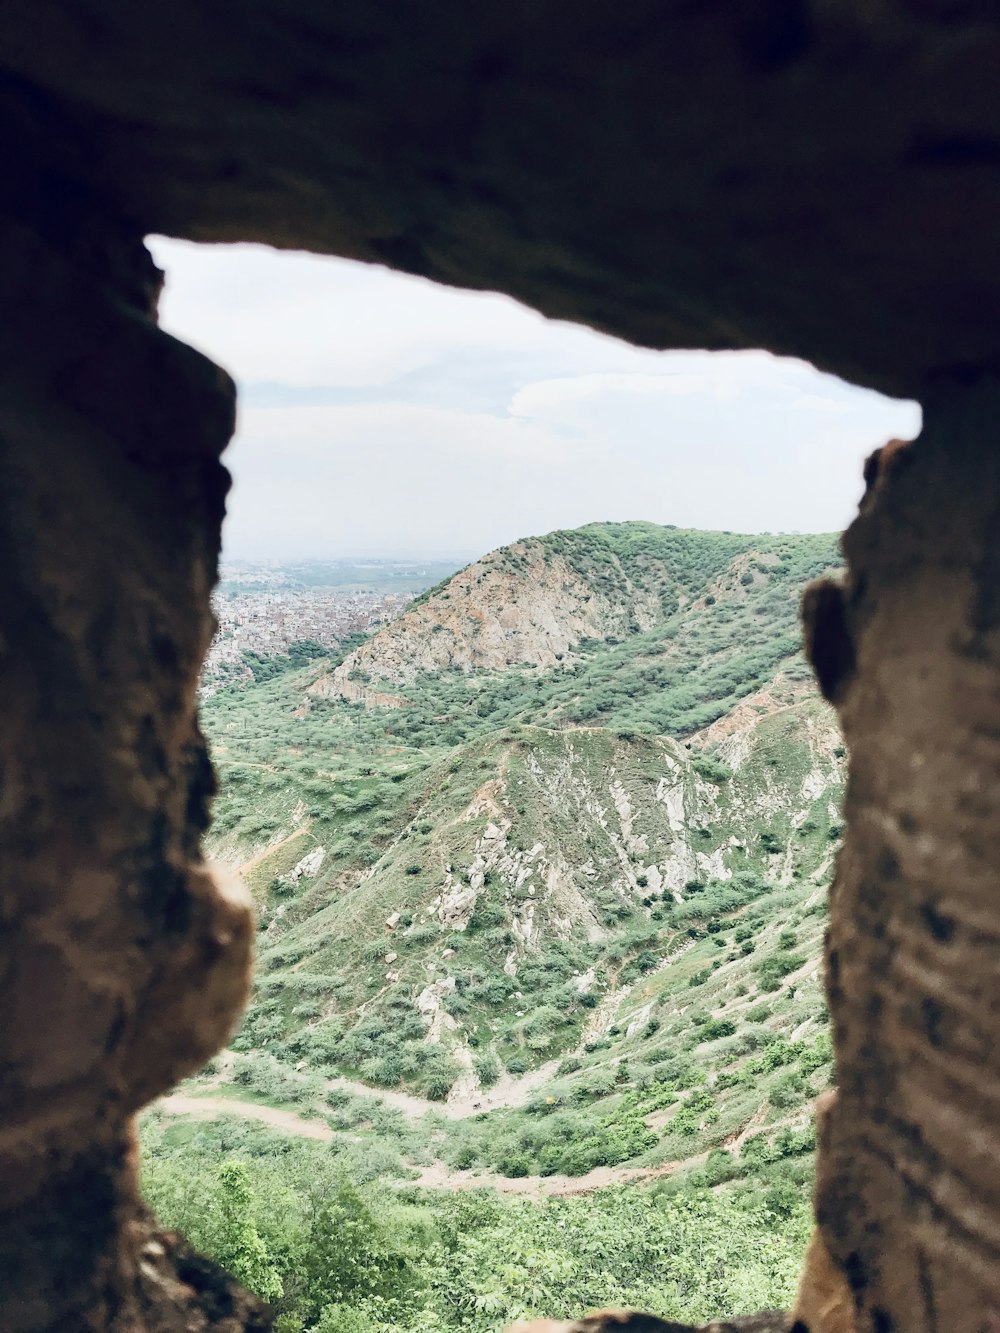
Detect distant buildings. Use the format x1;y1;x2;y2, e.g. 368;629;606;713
201;588;411;693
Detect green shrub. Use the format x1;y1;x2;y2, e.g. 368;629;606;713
691;755;732;783
473;1052;501;1088
701;1018;736;1041
769;1070;805;1108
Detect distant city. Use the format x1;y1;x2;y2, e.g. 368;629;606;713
202;558;462;693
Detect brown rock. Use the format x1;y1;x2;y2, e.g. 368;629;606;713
505;1313;788;1333
0;219;259;1328
3;4;1000;396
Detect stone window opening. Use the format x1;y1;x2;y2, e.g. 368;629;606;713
2;5;1000;1331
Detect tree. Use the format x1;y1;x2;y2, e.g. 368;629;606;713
215;1161;284;1303
299;1179;424;1325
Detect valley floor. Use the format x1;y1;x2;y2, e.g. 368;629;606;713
156;1083;813;1199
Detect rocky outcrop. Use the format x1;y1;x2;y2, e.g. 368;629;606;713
0;218;259;1328
314;539;660;693
309;674;407;709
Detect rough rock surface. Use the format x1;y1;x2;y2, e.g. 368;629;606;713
313;537;668;696
2;3;999;398
799;386;1000;1331
0;219;260;1328
505;1314;788;1332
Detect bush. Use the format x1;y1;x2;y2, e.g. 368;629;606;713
763;1177;803;1220
756;954;805;992
701;1018;736;1041
769;1069;806;1108
701;1148;740;1186
521;1005;564;1050
473;1052;501;1088
691;755;732;783
313;1306;376;1333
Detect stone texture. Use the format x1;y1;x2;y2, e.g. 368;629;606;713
0;216;259;1327
506;1314;788;1332
802;381;1000;1330
0;3;999;398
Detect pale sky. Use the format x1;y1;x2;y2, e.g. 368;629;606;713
150;238;921;561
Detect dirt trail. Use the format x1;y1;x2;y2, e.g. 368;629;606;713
155;1092;704;1196
188;934;698;1127
325;1057;562;1121
158;1094;333;1141
410;1154;696;1197
156;1089;812;1198
236;825;312;876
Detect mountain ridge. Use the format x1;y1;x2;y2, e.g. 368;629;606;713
312;523;839;709
191;522;843;1140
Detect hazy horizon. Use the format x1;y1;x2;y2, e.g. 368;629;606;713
217;511;848;569
151;238;922;560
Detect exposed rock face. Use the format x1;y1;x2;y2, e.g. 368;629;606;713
309;674;407;710
312;538;664;695
0;220;259;1327
798;386;1000;1331
1;4;1000;1332
288;847;325;881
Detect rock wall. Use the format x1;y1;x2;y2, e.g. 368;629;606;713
800;385;1000;1331
0;218;261;1327
1;3;999;400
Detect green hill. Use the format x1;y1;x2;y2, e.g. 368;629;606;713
141;522;844;1331
186;522;842;1127
309;522;838;739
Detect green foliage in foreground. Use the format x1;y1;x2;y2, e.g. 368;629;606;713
142;1131;810;1331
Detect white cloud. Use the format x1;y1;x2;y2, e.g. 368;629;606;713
149;237;922;558
151;238;646;389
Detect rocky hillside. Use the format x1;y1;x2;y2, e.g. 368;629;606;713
224;697;841;1099
198;525;838;1076
311;539;638;693
310;522;839;707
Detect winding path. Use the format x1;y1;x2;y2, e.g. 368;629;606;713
155;1086;811;1199
155;1090;699;1196
158;1094;334;1141
325;1059;563;1121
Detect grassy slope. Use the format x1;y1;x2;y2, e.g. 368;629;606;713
185;523;843;1186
